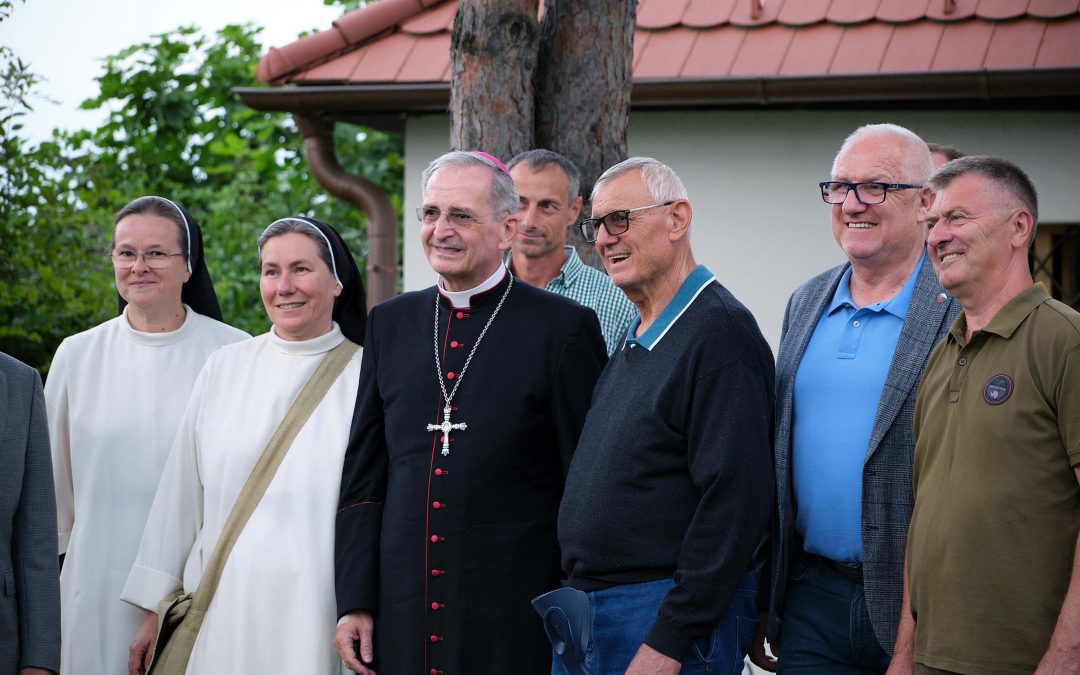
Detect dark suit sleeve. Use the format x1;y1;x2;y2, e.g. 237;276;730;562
14;367;61;672
335;306;388;618
550;308;607;475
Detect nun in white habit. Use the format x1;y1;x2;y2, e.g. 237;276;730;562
45;196;249;675
121;217;366;675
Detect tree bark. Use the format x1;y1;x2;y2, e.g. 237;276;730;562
449;0;636;265
535;0;635;262
535;0;635;199
449;0;539;158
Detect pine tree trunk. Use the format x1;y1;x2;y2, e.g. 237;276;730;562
449;0;635;265
535;0;635;198
535;0;635;262
449;0;539;158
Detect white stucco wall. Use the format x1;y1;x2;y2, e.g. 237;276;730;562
401;109;1080;352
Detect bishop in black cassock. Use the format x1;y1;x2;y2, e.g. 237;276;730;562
335;151;607;675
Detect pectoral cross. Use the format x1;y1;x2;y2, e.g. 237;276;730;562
427;405;467;456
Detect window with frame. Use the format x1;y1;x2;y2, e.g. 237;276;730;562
1030;224;1080;311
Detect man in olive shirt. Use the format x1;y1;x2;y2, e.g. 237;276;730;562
894;156;1080;674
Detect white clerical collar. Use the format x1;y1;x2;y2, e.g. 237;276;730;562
438;265;507;308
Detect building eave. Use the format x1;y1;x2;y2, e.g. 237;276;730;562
235;68;1080;130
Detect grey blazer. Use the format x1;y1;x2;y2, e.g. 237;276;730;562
767;256;958;654
0;352;60;674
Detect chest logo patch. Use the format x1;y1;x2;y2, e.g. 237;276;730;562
983;374;1013;405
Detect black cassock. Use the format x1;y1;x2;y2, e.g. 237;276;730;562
336;272;607;675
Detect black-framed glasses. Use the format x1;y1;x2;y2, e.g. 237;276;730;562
111;249;187;269
577;202;674;243
819;181;922;205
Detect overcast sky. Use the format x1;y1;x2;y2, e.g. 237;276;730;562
2;0;342;143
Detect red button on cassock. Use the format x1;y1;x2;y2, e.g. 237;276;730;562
431;569;445;577
434;468;446;476
430;669;443;675
446;371;455;380
429;634;443;643
455;311;464;319
432;501;444;509
450;341;459;348
430;535;444;543
431;602;445;610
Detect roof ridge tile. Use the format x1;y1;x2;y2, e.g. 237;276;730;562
777;0;833;26
682;0;738;28
258;0;438;83
877;0;933;24
638;0;693;29
826;0;883;25
975;0;1032;20
729;0;785;27
925;0;978;21
401;0;458;34
1027;0;1080;18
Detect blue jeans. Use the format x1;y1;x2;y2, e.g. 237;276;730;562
551;573;759;675
776;552;890;674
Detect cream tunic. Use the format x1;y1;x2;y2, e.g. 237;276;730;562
45;307;248;674
121;325;360;675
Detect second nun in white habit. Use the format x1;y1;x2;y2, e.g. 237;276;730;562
120;217;367;675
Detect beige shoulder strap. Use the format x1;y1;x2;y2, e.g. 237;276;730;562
191;338;358;612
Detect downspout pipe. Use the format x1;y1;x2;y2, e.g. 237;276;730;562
296;115;399;308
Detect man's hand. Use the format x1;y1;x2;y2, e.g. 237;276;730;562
1035;475;1080;675
1034;642;1080;674
748;611;777;672
884;649;915;675
625;644;680;675
334;611;376;674
128;611;158;675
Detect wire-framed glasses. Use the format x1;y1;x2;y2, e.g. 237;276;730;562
111;249;187;269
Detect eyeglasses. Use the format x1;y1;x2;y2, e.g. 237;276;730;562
416;206;506;228
577;202;674;243
819;181;922;205
111;249;187;269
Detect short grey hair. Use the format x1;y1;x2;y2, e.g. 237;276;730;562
931;155;1039;239
591;157;688;204
507;149;581;204
832;123;934;185
257;217;341;287
421;151;519;216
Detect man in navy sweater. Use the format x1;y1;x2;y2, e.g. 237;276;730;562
554;157;775;675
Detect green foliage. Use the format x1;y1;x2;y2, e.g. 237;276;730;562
0;43;111;371
323;0;368;11
1;22;403;373
0;0;24;22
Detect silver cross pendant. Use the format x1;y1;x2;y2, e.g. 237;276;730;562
426;405;467;456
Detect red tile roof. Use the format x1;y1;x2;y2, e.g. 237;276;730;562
242;0;1080;117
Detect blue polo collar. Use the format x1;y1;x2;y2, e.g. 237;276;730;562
827;252;924;319
625;265;715;351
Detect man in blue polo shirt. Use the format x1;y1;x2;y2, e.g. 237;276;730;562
554;157;775;674
760;123;960;674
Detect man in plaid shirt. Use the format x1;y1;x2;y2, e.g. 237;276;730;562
508;149;637;355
